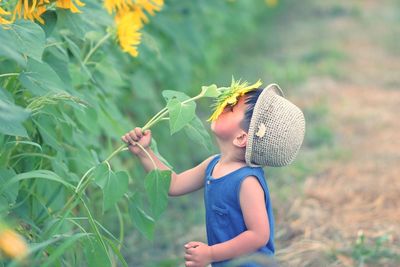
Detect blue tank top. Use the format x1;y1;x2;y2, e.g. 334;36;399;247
204;155;275;266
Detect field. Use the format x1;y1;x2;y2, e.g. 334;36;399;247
1;0;399;266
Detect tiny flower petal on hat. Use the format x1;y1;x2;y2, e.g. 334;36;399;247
255;123;266;138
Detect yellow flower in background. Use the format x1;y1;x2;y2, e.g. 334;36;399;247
12;0;49;24
0;228;28;259
56;0;85;13
115;8;144;57
265;0;278;8
104;0;133;14
136;0;162;16
0;0;85;25
105;0;164;57
207;78;262;122
0;0;12;25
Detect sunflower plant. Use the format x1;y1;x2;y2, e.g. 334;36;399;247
0;0;164;57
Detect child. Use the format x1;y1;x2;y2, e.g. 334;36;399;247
121;81;305;267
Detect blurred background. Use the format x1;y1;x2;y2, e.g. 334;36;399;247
1;0;399;266
124;0;400;266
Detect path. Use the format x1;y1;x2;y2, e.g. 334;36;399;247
276;1;400;266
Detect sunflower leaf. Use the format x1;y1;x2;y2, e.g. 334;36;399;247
166;98;196;135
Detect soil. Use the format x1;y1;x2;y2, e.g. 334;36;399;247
275;1;400;266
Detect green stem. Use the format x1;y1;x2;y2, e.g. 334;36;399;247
75;166;95;193
115;204;124;250
142;109;169;130
83;31;112;65
0;72;19;78
142;107;168;130
135;142;157;170
80;196;111;261
105;144;126;162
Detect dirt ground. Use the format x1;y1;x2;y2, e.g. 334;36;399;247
275;1;400;266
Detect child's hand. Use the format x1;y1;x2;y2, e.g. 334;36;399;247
121;127;152;156
184;241;212;267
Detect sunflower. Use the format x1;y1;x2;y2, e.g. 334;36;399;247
105;0;164;57
207;78;262;122
115;8;144;57
56;0;85;14
0;0;85;25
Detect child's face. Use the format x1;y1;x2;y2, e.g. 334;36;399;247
210;96;248;141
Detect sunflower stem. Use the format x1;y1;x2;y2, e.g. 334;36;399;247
83;31;112;65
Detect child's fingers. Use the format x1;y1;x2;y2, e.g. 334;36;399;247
125;133;136;145
184;261;195;267
184;242;200;249
184;253;193;261
121;135;127;144
134;127;143;138
144;129;151;136
128;130;138;141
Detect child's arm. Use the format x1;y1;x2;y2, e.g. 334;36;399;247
184;176;269;266
122;127;216;196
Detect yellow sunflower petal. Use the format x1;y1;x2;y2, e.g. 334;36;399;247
207;104;226;122
116;9;144;57
0;4;12;25
0;229;28;259
56;0;84;13
0;6;10;16
32;5;47;24
136;0;163;16
207;79;263;122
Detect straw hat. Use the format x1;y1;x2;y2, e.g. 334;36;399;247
245;84;306;167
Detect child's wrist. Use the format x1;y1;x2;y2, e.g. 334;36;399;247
137;146;151;158
209;245;215;262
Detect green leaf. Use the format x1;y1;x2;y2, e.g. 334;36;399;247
0;27;25;65
5;140;42;151
7;20;46;61
19;59;68;95
56;10;90;39
93;164;129;212
0;170;75;196
33;116;61;150
201;84;220;98
43;45;72;87
162;90;190;102
84;237;112;267
73;107;99;134
41;233;91;267
144;170;171;220
129;194;155;240
184;116;213;152
40;11;58;37
0;90;30;137
104;238;129;267
0;169;18;213
166;98;196;134
149;138;173;169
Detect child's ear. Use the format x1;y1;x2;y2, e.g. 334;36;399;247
233;131;248;148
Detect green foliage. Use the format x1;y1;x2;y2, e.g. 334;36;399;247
144;170;171;220
92;163;129;212
0;88;30;137
167;98;196;134
0;0;274;265
331;232;400;265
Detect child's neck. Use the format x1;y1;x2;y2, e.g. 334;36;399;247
216;138;246;166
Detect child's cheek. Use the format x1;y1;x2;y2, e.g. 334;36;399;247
211;119;236;140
